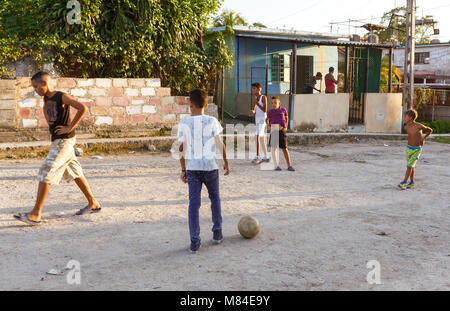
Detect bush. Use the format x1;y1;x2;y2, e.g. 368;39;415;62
421;120;450;134
0;0;233;95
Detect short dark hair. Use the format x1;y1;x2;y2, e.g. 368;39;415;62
251;82;262;89
405;109;418;121
329;67;334;72
31;71;50;83
316;72;322;78
271;96;281;102
189;89;208;109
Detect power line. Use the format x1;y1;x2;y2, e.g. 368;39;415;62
329;3;450;27
268;2;322;24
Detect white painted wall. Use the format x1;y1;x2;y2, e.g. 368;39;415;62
293;93;349;132
364;93;403;134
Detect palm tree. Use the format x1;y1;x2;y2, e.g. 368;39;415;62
252;22;267;28
212;9;247;27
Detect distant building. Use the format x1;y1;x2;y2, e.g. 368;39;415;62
387;42;450;84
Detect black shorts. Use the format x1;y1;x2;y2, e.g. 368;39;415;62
269;130;288;149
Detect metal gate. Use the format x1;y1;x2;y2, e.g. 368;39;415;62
347;47;382;124
348;48;366;124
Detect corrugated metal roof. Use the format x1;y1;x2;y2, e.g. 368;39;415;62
210;25;344;40
395;43;450;49
234;33;394;48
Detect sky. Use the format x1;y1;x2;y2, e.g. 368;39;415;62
220;0;450;42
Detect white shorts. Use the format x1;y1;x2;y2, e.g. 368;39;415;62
37;137;84;185
255;122;266;136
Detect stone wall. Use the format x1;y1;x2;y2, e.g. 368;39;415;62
0;77;217;131
0;80;16;128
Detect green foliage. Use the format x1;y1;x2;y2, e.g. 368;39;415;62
0;0;233;95
212;9;247;27
379;55;401;93
252;22;267;28
375;6;436;45
421;120;450;134
433;136;450;144
414;88;433;111
0;0;44;77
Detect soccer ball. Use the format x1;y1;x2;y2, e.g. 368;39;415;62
238;215;260;239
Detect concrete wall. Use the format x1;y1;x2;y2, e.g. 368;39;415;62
0;78;217;130
364;93;403;133
293;93;349;132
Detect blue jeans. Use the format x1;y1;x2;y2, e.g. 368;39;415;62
187;170;222;244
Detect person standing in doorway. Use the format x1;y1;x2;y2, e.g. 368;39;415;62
306;72;322;94
325;67;338;94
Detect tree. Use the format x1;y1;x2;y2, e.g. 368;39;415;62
0;0;233;95
375;6;436;45
212;9;247;28
252;22;267;28
379;55;401;93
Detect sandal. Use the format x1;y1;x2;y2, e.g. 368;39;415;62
75;206;102;216
13;213;41;226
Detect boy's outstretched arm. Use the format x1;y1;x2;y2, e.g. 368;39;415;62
54;94;87;135
215;135;229;175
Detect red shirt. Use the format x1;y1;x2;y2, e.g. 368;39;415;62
325;76;336;93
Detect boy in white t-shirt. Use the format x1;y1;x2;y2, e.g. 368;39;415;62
178;89;230;254
248;82;269;164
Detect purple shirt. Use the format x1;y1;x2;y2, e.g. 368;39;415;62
267;107;288;128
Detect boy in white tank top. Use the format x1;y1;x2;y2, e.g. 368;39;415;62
249;82;269;164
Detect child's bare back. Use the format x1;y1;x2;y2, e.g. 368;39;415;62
404;122;428;147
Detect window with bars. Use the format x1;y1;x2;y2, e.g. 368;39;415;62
415;52;430;64
271;54;290;83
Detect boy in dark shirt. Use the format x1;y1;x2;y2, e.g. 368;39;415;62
14;72;101;225
307;72;322;94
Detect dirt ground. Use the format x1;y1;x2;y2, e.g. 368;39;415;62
0;140;449;291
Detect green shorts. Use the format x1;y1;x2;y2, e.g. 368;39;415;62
406;145;422;168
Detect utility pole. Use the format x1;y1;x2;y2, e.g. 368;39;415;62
403;0;416;110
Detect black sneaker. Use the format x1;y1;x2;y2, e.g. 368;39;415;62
212;229;223;244
275;166;282;171
189;242;201;254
